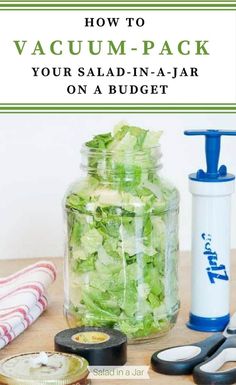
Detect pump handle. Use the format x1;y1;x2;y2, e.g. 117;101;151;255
184;130;236;180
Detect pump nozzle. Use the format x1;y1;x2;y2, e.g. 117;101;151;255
184;130;236;182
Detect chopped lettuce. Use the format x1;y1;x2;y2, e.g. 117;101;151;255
65;123;179;339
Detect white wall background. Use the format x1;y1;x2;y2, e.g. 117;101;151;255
0;113;236;259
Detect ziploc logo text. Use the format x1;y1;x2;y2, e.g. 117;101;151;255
202;233;229;284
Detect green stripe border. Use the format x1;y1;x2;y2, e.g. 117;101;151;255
1;6;236;9
0;104;235;113
1;1;236;9
4;1;236;3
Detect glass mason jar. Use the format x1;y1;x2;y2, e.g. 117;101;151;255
64;144;180;342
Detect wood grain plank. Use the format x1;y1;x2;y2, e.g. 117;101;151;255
0;252;235;384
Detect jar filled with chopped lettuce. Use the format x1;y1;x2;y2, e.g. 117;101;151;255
64;123;180;342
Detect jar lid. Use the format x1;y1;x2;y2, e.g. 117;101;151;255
0;352;89;385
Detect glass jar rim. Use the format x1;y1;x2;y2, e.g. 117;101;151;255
81;143;161;155
80;143;162;177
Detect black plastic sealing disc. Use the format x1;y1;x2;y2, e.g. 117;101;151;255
54;326;127;366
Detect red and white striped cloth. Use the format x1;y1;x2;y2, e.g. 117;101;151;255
0;261;56;349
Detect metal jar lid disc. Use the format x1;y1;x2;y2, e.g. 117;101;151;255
0;351;89;385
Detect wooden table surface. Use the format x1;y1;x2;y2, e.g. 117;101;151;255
0;252;235;384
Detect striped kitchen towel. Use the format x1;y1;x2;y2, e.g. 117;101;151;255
0;261;56;349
